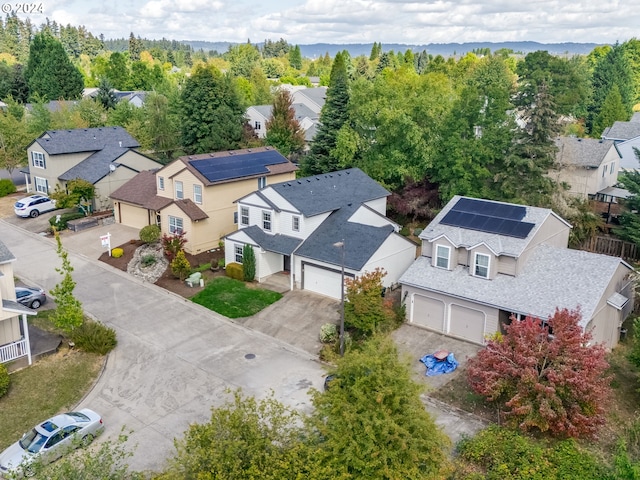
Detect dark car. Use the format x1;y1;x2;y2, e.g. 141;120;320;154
15;286;47;309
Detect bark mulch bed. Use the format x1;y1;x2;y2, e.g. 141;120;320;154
98;241;225;299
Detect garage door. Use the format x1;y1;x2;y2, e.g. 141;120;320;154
303;264;343;299
411;294;445;332
449;305;485;344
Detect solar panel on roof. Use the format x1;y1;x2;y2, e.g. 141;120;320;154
452;197;526;221
190;150;288;183
440;210;535;239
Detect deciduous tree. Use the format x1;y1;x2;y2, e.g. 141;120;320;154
467;308;611;438
344;268;393;336
50;231;84;334
265;89;305;157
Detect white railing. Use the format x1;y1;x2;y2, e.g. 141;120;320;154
0;339;28;364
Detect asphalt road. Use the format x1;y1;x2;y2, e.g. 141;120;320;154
1;221;325;474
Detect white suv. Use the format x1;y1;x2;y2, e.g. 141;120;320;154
14;195;56;218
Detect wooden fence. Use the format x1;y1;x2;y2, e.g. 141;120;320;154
579;236;640;263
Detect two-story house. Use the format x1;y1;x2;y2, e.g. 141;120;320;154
0;239;36;367
224;168;417;299
602;112;640;173
399;196;634;350
110;147;298;254
24;127;161;210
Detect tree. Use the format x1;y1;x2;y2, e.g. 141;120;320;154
311;335;451;478
301;52;350;175
242;244;256;281
128;32;142;62
265;89;305;157
616;167;640;246
95;77;117;110
467;308;611;438
50;178;95;210
179;64;245;154
50;231;84;334
142;91;180;161
170;250;191;281
288;45;302;70
344;269;393;336
24;32;84;101
593;84;629;136
226;42;262;78
161;391;320;480
0;100;31;175
105;51;130;90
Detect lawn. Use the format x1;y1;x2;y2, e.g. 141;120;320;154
0;349;103;450
190;277;282;318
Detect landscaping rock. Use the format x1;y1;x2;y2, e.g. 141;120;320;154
126;243;168;283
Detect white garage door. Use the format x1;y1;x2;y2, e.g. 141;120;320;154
449;304;485;344
411;294;445;332
303;264;343;299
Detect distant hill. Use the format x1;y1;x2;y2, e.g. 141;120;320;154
182;40;603;58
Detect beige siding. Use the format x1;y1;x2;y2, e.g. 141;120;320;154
0;262;14;300
431;238;458;270
497;255;517;276
115;202;152;229
518;215;570;273
0;317;20;345
469;244;497;279
360;234;417;287
27;148;90;193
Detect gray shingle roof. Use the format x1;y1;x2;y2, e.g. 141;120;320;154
399;244;629;328
269;168;390;217
58;148;129;183
2;299;37;315
421;196;568;258
34;127;139;155
602;118;640;141
0;238;16;264
296;87;327;111
554;136;616;168
239;225;303;255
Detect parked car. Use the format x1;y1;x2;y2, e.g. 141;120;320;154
14;195;56;218
0;409;103;478
15;287;46;309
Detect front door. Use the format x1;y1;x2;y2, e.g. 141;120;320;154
283;255;291;272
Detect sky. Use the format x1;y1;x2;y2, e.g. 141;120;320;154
12;0;640;45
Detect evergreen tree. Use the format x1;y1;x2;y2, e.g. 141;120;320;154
265;89;305;157
95;77;117;110
414;50;429;74
616;167;640;247
105;51;129;90
24;32;84;101
593;84;629;136
242;244;256;281
301;52;350;175
128;32;142;61
369;41;381;60
288;45;302;70
179;64;245;153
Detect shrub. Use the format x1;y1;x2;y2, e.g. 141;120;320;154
399;226;410;236
161;231;188;261
225;262;243;281
49;212;85;230
71;320;117;355
0;363;10;397
141;254;157;267
139;224;161;244
218;258;226;268
319;323;338;343
170;250;191;280
242;244;256;281
0;178;16;197
111;247;124;258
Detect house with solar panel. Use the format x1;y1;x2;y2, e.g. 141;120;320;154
24;127;161;210
399;196;634;350
224;168;417;299
110;147;298;255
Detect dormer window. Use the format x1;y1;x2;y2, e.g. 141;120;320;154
473;253;490;279
435;245;450;269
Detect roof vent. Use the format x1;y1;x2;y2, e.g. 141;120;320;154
297;181;302;184
119;141;122;147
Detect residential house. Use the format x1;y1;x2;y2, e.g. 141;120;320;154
0;239;36;366
111;147;298;254
399;196;634;350
225;168;417;299
24;127;161;210
602;112;640;172
83;88;148;108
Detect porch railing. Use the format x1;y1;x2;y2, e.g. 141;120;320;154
0;339;28;364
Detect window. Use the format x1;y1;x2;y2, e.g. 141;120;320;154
34;176;48;193
241;206;249;226
234;211;238;224
254;121;261;130
435;245;450;269
474;253;490;278
175;181;183;199
156;213;161;227
473;125;483;139
235;244;243;263
193;184;202;204
610;162;615;174
602;167;606;177
262;211;271;231
292;216;300;232
31;151;45;168
158;176;164;190
169;216;183;234
258;176;267;189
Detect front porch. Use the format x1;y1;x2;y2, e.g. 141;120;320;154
0;324;62;372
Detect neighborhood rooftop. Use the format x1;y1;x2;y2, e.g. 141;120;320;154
33;126;139;155
0;238;15;264
602;113;640;140
554;137;616;168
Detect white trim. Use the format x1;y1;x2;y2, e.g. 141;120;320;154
193;184;202;204
435;244;451;269
262;210;271;231
175;180;183;200
234;243;243;263
34;176;48;193
473;252;490;279
168;215;183;234
31;151;45;168
158;176;164;190
240;206;249;226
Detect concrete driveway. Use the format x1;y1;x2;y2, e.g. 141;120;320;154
1;221;325;474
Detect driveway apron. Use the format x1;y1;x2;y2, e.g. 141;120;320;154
0;220;324;473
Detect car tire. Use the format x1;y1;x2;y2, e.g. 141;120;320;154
30;299;41;309
29;209;39;218
81;434;94;447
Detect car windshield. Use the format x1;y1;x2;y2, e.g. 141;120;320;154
65;412;90;422
19;429;48;453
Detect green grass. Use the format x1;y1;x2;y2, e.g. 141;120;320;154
190;277;282;318
0;350;103;450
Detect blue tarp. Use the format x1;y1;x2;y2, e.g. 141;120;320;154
419;353;459;376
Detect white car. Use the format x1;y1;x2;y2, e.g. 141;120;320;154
0;409;103;478
14;195;56;218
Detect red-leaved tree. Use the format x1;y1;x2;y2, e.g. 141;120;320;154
467;308;611;438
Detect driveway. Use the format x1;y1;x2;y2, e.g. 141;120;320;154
1;220;325;474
